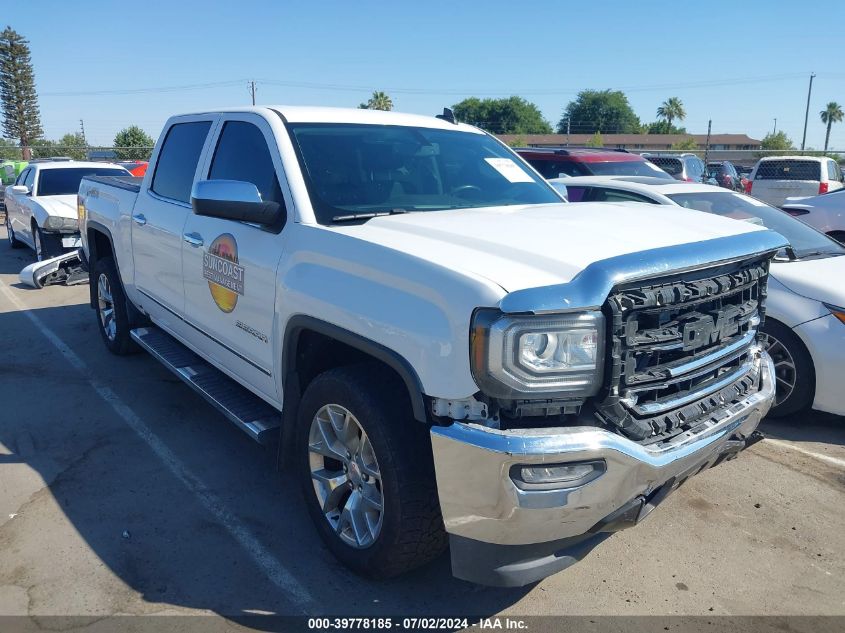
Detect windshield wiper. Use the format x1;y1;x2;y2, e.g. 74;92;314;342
773;246;798;262
331;208;408;223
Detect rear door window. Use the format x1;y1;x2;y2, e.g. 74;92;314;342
151;121;212;203
755;160;821;181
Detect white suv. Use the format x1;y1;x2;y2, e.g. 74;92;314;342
747;156;844;207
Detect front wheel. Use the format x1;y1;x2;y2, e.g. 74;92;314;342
296;364;446;578
760;320;814;417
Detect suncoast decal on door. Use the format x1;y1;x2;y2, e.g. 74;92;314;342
203;233;245;313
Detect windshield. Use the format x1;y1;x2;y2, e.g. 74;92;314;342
38;167;128;196
666;191;844;258
586;160;674;178
286;123;561;223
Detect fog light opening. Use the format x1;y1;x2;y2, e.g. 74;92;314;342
511;460;606;490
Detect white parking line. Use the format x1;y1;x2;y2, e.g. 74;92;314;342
765;438;845;469
0;279;317;613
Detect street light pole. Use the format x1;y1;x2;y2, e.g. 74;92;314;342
773;118;777;135
801;73;815;152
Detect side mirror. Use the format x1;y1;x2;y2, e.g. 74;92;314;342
10;185;29;195
191;180;283;226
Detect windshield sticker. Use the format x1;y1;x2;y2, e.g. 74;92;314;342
203;233;245;313
483;158;534;183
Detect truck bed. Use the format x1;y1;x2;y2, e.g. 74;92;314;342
83;174;143;193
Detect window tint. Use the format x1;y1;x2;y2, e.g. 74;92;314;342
23;168;35;189
565;185;587;202
755;160;821;181
586;160;674;178
590;187;658;204
37;167;128;196
646;157;682;176
526;158;587;178
15;168;30;186
827;161;838;181
209;121;283;204
151;121;212;203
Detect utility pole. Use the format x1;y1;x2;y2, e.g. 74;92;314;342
79;119;87;145
773;118;777;135
249;80;256;106
566;118;570;146
703;119;712;168
801;73;815;152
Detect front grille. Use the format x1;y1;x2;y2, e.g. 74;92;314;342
596;257;770;442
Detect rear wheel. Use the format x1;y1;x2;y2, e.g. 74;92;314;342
5;214;23;248
94;256;138;355
296;364;446;578
760;320;814;417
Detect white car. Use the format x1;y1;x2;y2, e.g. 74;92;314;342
551;176;845;418
781;188;845;244
5;161;129;261
746;155;844;208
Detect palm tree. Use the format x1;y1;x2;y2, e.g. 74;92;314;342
656;97;686;128
358;91;394;111
820;101;844;154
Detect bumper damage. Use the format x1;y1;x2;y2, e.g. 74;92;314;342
430;350;775;587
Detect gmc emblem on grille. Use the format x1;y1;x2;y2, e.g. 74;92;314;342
682;306;743;351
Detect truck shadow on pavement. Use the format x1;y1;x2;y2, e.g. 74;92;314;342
760;410;845;447
0;301;531;622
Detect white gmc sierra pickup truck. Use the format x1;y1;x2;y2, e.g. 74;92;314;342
78;106;785;587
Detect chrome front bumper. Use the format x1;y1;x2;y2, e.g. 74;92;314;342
430;349;775;586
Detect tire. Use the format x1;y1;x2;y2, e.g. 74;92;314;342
93;256;138;355
760;319;815;417
827;231;845;245
5;214;23;249
296;363;446;579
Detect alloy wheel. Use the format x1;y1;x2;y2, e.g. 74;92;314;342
308;404;384;549
97;273;117;342
761;332;797;406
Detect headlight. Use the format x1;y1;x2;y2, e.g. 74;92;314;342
471;309;605;399
825;303;845;325
42;216;79;231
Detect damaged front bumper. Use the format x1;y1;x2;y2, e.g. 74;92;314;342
430;350;775;587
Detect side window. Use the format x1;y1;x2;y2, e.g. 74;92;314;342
565;186;587;202
151;121;212;203
23;168;35;189
827;160;837;181
592;188;657;204
208;121;283;205
15;168;30;186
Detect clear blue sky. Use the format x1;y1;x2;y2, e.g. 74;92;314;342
5;0;844;148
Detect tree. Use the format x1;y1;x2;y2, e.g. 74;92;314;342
57;132;87;160
760;131;794;151
0;27;43;158
0;136;17;160
585;131;603;147
820;102;844;154
452;96;552;134
113;125;155;160
670;137;698;151
557;90;640;135
644;120;687;135
656;97;686;128
358;91;394;111
30;137;58;159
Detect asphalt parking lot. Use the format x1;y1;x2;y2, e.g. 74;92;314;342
0;223;844;628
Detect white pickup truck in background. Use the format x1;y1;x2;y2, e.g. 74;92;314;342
77;106;785;586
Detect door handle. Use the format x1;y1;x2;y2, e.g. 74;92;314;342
183;232;204;247
132;213;147;226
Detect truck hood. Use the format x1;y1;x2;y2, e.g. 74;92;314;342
772;255;845;308
33;194;77;219
334;202;768;292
